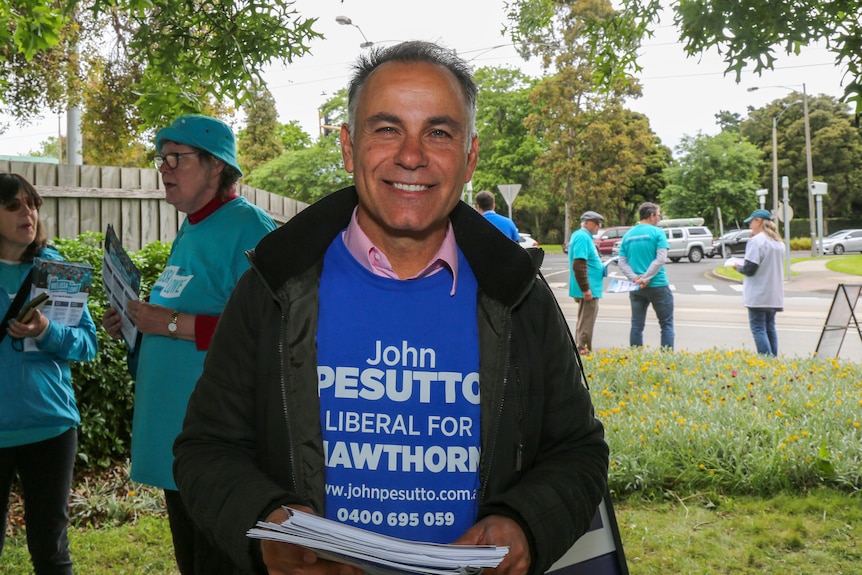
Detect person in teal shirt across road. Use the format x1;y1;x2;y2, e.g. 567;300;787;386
568;210;605;354
618;202;674;350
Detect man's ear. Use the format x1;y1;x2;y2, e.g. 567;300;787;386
340;125;355;174
465;135;479;182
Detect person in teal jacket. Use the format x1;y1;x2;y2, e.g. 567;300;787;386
0;172;98;575
103;115;276;575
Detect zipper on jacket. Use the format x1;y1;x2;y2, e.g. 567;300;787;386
512;354;525;473
279;312;300;495
479;328;515;501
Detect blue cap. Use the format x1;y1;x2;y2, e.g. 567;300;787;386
744;208;772;223
155;115;242;177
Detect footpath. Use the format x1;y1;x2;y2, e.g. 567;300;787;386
785;259;862;295
713;254;862;296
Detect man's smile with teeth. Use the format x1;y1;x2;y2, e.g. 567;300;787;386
391;182;430;192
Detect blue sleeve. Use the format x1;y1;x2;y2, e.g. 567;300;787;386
506;220;519;242
35;303;98;362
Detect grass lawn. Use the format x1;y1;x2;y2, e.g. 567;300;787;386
712;253;862;282
3;491;859;574
3;349;859;574
826;254;862;275
617;490;861;574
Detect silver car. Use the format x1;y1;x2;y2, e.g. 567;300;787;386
821;229;862;255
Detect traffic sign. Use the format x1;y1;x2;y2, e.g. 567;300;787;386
776;202;794;222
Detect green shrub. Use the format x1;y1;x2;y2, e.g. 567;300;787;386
53;233;170;469
790;236;811;251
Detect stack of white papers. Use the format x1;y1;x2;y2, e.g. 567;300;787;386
247;507;508;575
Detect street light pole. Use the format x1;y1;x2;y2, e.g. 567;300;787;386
769;100;801;275
749;83;817;257
335;16;374;48
802;83;817;256
771;116;779;216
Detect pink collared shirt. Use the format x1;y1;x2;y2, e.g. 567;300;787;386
342;208;460;296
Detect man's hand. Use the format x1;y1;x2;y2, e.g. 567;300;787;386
261;506;364;575
102;307;124;339
635;276;649;289
583;291;593;301
453;515;530;575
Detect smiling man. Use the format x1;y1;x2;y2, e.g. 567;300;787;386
174;41;608;575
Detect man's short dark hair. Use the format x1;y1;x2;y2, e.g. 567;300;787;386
346;40;478;142
638;202;660;221
475;190;495;212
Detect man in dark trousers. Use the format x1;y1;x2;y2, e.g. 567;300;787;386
618;202;674;349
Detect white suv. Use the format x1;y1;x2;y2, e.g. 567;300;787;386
664;226;713;263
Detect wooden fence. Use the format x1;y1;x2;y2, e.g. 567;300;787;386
2;160;308;252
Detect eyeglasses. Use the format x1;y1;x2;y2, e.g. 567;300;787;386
154;151;199;170
2;196;41;213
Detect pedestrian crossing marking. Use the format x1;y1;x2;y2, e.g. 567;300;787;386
693;284;717;292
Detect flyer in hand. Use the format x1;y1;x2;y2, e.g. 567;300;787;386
102;224;142;350
607;278;639;293
247;507;508;575
24;257;95;351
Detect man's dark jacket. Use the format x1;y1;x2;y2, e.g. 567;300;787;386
173;186;609;575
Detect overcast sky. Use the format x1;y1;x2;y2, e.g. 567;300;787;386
0;0;849;158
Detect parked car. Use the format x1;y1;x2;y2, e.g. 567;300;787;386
821;229;862;255
519;233;539;248
664;226;713;263
706;229;751;258
593;226;632;255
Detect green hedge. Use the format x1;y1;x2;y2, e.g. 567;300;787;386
53;233;170;469
789;237;811;251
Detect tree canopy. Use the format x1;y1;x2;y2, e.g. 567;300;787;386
244;91;349;204
506;0;862;119
660;131;765;229
740;93;862;220
1;0;320;133
510;0;658;235
237;85;284;175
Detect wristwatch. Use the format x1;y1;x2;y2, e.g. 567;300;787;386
168;311;179;339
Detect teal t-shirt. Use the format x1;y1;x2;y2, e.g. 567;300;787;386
568;227;604;299
130;197;275;489
619;223;670;288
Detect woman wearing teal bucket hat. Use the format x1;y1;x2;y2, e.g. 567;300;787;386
103;114;276;573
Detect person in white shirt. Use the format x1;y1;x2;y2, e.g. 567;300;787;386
734;209;785;355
